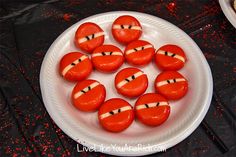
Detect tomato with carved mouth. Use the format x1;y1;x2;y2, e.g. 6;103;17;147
98;98;134;132
135;93;170;126
112;15;142;44
91;44;124;72
59;52;93;82
155;71;188;100
155;44;187;71
124;40;155;66
74;22;104;53
71;79;106;112
115;67;148;98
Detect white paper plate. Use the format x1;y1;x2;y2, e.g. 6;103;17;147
40;11;213;156
219;0;236;28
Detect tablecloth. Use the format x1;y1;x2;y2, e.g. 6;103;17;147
0;0;236;156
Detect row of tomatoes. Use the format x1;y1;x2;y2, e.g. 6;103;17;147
70;69;188;132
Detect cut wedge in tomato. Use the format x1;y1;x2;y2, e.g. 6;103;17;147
59;52;93;82
112;15;142;44
71;79;106;112
74;22;104;53
91;44;124;72
155;44;187;71
98;98;134;132
125;40;155;66
135;93;170;126
155;71;188;100
115;67;148;98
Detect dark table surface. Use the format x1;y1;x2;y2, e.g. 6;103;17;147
0;0;236;156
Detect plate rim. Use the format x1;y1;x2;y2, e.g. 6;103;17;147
40;11;213;156
219;0;236;28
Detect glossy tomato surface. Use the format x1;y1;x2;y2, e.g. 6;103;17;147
155;71;188;100
115;67;148;98
59;52;93;82
98;98;134;132
74;22;104;53
125;40;155;66
71;79;106;112
155;44;186;71
135;93;170;126
91;44;124;72
112;15;142;44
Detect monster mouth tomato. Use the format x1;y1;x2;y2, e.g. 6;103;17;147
59;52;93;82
74;22;105;53
71;79;106;112
91;44;124;73
135;93;170;126
155;71;188;100
155;44;187;71
124;40;155;66
112;15;142;44
115;67;148;98
98;98;134;132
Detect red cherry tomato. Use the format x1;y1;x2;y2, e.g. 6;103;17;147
124;40;155;66
112;15;142;44
98;98;134;132
115;67;148;98
59;52;93;82
91;45;124;72
71;79;106;112
155;71;188;100
74;22;104;53
155;44;187;71
135;93;170;126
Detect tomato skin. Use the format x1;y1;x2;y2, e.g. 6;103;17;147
59;52;93;82
155;71;188;100
124;40;155;66
98;98;134;132
71;79;106;112
135;93;170;126
74;22;104;53
112;15;142;44
91;45;124;73
155;44;187;71
115;67;148;98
